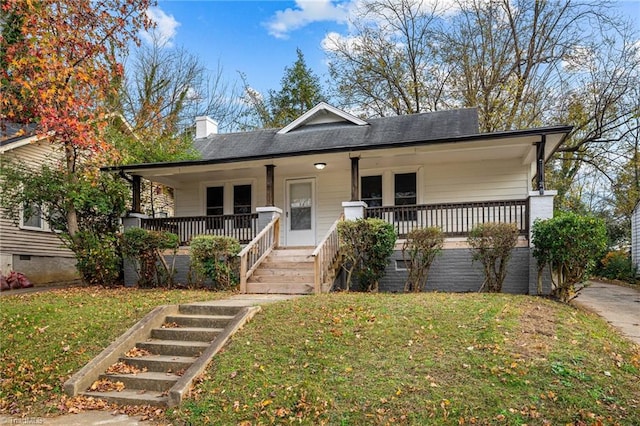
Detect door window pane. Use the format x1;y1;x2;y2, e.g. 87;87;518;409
361;175;382;207
290;182;312;231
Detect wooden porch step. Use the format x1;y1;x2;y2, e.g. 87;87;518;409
246;282;315;294
246;247;318;295
260;260;314;268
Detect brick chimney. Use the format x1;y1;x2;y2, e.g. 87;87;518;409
195;116;218;139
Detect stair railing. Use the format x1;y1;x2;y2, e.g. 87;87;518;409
238;215;280;293
311;213;344;294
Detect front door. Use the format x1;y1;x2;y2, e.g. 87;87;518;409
285;178;316;246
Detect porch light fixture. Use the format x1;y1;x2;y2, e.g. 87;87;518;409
314;162;326;170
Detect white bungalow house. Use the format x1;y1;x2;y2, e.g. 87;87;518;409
104;103;571;294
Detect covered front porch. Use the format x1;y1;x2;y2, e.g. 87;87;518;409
114;125;561;295
123;191;553;295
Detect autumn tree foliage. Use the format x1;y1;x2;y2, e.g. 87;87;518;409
0;0;151;236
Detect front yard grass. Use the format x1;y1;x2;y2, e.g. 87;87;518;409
1;289;639;425
171;293;640;425
0;286;229;417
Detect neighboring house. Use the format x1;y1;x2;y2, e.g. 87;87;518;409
632;202;640;274
105;103;571;294
0;124;80;285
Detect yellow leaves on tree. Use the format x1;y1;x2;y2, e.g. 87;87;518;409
1;0;151;235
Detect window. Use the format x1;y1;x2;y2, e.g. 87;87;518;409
206;186;224;229
233;184;252;227
21;203;43;229
206;186;224;216
361;175;383;207
395;172;417;221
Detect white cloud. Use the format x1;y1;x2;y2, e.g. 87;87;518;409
265;0;350;39
141;6;180;47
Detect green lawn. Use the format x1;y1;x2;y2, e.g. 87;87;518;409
1;289;639;425
0;286;228;417
169;293;640;425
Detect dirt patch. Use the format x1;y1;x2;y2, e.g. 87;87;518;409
511;300;558;361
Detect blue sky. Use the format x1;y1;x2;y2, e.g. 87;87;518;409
145;0;640;97
147;0;350;95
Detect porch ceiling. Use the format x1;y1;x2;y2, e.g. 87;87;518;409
120;132;562;188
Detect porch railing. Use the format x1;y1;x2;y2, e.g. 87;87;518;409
141;213;259;245
365;199;528;238
311;213;344;294
237;215;280;293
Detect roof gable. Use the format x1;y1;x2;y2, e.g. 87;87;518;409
277;102;368;134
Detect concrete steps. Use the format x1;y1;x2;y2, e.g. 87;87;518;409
65;302;261;407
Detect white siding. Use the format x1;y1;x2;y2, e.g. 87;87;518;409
632;203;640;273
425;158;529;203
171;155;531;246
174;186;202;217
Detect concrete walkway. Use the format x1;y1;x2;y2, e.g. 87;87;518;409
0;294;300;426
573;281;640;345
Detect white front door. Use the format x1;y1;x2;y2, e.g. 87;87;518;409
285;178;316;246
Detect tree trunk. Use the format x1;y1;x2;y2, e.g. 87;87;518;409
64;143;80;236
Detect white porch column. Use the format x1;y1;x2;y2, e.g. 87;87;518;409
122;212;148;231
528;190;557;243
342;201;367;221
256;206;282;230
122;213;148;287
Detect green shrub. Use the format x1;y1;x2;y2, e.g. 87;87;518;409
599;250;636;283
121;228;179;288
402;227;444;292
338;218;396;292
532;212;608;302
68;231;121;286
190;235;241;290
468;222;519;293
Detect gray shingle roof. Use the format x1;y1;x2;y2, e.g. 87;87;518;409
195;108;480;161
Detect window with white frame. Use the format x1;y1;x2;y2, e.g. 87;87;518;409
361;175;383;207
21;202;43;230
20;202;63;232
205;183;254;229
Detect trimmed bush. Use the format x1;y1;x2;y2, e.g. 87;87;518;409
402;227;444;292
532;212;607;302
190;235;241;290
338;218;396;292
598;250;636;283
468;222;519;293
121;228;179;288
68;231;121;286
